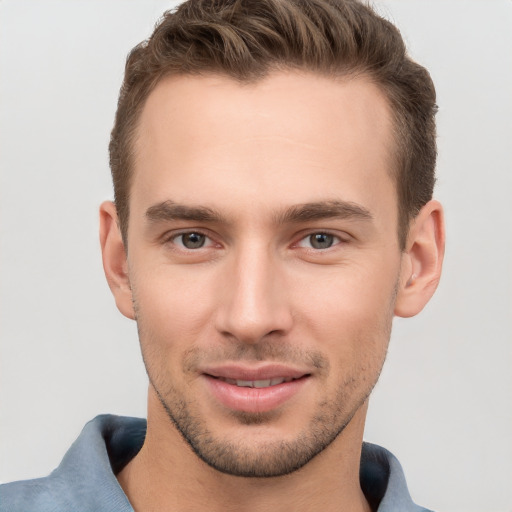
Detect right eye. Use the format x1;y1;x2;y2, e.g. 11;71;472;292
172;232;211;250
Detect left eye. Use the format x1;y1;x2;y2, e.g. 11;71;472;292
298;233;340;250
173;232;209;249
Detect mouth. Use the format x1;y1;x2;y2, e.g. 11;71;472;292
201;365;311;413
210;376;302;388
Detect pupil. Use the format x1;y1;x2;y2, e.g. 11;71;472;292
310;233;333;249
183;233;205;249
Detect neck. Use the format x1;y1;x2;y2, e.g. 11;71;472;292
117;392;371;512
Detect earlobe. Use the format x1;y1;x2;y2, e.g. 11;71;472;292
394;200;445;318
99;201;135;320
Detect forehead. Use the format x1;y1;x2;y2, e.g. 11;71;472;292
131;71;397;226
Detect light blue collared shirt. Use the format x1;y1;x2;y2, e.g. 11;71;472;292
0;415;433;511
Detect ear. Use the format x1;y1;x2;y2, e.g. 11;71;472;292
394;200;445;318
99;201;135;320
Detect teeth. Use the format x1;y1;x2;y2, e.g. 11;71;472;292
252;379;271;388
237;379;258;388
220;377;295;388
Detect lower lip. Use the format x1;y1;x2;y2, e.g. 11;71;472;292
203;375;309;413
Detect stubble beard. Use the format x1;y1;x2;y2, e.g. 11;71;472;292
155;380;361;477
133;284;396;478
139;340;389;479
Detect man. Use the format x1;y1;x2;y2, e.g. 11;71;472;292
0;0;445;510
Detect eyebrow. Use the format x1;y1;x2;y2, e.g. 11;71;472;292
145;200;228;224
145;199;373;226
274;200;373;224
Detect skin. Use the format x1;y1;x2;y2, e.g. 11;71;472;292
100;71;445;512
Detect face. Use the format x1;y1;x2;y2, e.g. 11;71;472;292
125;72;405;477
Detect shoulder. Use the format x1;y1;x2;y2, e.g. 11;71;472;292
0;415;146;512
0;474;76;512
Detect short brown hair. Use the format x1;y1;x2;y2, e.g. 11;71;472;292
109;0;437;249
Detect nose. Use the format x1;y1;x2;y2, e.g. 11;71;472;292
214;245;293;344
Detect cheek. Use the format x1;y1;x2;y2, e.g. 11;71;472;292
291;262;397;362
294;260;398;323
131;267;216;352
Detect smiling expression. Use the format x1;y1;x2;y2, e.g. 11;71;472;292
121;71;406;476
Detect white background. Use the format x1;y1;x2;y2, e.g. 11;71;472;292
1;1;511;511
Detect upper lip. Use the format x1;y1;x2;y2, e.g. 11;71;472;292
201;364;310;381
